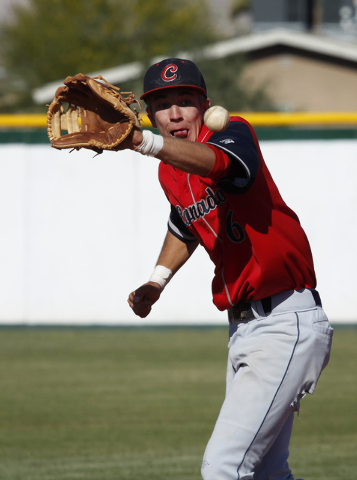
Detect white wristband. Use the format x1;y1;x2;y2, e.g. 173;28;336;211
149;265;173;290
135;130;164;157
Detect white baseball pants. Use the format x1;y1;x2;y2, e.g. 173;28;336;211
201;289;333;480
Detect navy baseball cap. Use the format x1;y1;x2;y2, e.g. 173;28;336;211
141;58;207;101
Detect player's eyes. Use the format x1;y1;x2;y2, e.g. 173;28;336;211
154;98;192;110
156;102;171;110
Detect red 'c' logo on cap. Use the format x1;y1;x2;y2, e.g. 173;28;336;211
162;64;178;82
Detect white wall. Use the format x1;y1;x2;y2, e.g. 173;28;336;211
0;139;356;325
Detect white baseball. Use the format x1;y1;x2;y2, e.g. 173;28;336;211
204;106;230;132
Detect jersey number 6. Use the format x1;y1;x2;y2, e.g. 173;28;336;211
226;210;245;243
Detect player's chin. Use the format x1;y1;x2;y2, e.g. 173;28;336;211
187;133;199;142
188;126;201;142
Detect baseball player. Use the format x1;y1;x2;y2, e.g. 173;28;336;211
125;58;333;480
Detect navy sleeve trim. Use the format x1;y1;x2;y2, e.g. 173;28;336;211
168;205;197;243
206;121;259;194
208;141;251;179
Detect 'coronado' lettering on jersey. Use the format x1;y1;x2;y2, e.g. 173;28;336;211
176;187;227;226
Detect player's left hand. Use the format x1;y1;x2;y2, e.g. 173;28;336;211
114;126;143;151
127;282;161;318
47;73;143;154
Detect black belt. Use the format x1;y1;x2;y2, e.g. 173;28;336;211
228;290;322;323
228;296;271;323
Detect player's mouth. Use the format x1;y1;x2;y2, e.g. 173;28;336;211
171;129;189;139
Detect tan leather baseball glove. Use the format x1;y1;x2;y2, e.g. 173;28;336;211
47;73;142;154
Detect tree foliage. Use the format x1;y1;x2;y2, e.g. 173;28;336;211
0;0;214;90
231;0;252;17
0;0;275;112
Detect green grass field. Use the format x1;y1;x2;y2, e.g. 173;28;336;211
0;326;356;480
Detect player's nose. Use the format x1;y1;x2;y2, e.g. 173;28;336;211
168;104;183;121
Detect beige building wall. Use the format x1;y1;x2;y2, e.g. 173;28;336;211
240;54;357;111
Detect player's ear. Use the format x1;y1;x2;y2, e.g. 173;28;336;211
202;97;211;114
146;106;157;129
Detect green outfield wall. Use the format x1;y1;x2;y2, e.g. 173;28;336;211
0;126;357;144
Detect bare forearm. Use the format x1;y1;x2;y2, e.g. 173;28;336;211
127;230;198;318
156;230;199;275
128;129;216;176
156;137;216;176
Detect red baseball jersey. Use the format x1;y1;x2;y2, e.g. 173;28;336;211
158;116;316;311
